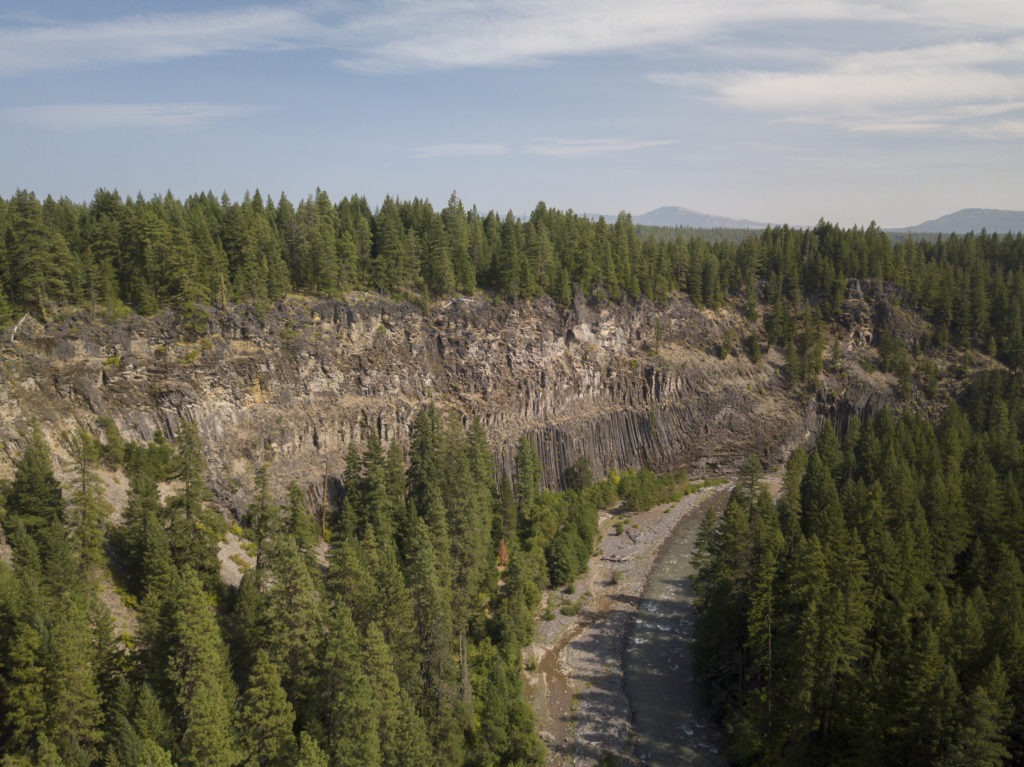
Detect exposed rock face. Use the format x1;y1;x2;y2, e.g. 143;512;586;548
0;294;893;515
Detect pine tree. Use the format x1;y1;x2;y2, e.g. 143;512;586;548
359;433;396;543
165;422;220;586
65;431;109;570
363;622;432;767
42;595;105;762
318;601;380;767
325;534;378;628
248;465;279;563
295;732;329;767
944;659;1012;767
6;425;64;541
405;516;463;763
167;569;240;767
260;536;324;714
118;460;164;593
443;192;475;293
371;537;419;690
134;683;174;754
3;617;47;753
6;190;67;318
239;650;297;767
514;435;542;539
284;481;319;555
468;638;544;766
442;418;492;632
422;215;455;296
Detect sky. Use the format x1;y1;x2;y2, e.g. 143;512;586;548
0;1;1022;228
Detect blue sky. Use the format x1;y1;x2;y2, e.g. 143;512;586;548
1;1;1022;228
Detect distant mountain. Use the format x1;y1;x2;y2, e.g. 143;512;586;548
894;208;1024;234
633;206;769;230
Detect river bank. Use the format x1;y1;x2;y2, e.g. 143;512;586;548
523;481;735;766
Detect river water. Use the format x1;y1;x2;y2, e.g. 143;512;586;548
624;494;728;766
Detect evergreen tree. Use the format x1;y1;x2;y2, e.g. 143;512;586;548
42;595;106;763
3;616;47;753
5;190;67;318
118;460;164;593
514;435;542;539
239;650;297;767
945;659;1012;767
363;622;432;767
295;732;330;767
6;425;64;540
405;516;462;763
260;536;324;715
166;568;240;767
65;431;109;570
165;423;220;586
318;601;380;767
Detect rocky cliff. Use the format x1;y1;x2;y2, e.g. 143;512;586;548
0;292;899;515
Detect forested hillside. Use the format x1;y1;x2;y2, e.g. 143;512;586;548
694;371;1024;766
3;188;1024;373
0;399;646;766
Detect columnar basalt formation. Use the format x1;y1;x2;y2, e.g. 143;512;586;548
0;293;895;514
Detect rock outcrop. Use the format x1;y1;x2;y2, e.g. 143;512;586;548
0;293;896;515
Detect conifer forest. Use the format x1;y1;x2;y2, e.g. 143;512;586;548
2;187;1024;765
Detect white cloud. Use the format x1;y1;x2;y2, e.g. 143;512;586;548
4;1;1024;77
411;137;673;158
0;7;317;75
656;35;1024;138
717;66;1019;114
331;0;865;72
871;0;1024;32
967;119;1024;139
0;1;885;76
411;142;510;158
1;103;267;130
524;138;674;157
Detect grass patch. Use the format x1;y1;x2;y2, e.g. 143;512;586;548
229;553;252;573
560;598;583;616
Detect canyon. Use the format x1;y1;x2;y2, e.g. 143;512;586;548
0;289;899;513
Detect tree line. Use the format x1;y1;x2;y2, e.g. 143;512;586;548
2;188;1024;367
694;370;1024;766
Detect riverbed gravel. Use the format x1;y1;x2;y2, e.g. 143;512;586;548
523;481;735;766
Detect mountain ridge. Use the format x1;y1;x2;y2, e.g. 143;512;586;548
891;207;1024;234
623;205;1024;235
632;206;769;229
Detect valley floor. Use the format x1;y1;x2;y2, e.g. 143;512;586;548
523;481;735;766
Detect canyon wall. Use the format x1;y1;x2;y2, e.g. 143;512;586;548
0;293;894;515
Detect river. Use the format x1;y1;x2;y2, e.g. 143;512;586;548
624;491;728;766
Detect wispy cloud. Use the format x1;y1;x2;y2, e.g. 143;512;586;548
331;0;865;72
0;7;316;75
3;0;1023;148
1;103;267;130
409;137;673;159
4;1;1024;77
868;0;1024;33
655;35;1024;138
524;138;674;158
410;142;510;158
965;119;1024;140
0;1;899;76
714;39;1024;111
